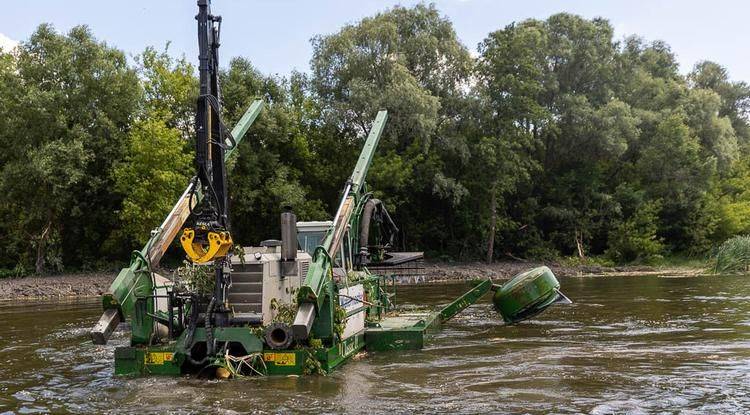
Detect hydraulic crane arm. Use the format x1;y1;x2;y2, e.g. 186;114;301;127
292;110;388;339
90;100;264;345
180;0;235;264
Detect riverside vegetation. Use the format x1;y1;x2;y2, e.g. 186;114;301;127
2;5;750;277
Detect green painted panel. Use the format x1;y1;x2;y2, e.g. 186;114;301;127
439;279;492;322
365;327;424;351
115;346;181;376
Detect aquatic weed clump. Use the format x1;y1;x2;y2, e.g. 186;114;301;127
174;261;215;296
713;235;750;274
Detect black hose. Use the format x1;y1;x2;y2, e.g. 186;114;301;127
358;198;399;258
186;297;216;366
205;297;215;357
205;170;220;217
199;94;235;149
359;198;377;252
187;177;201;216
184;297;199;357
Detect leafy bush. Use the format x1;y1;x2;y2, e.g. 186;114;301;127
0;263;27;279
174;261;215;296
560;256;615;267
606;202;664;264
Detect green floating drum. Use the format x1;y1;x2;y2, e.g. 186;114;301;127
492;266;570;324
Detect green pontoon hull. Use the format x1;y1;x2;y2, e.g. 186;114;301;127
113;276;566;377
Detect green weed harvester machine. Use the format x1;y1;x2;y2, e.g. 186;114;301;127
90;0;570;377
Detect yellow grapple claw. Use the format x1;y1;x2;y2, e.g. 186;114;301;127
214;232;233;258
180;228;233;263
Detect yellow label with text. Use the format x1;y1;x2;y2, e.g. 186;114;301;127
263;352;296;366
144;352;173;365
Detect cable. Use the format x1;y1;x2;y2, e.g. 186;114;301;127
187;177;203;217
205;297;215;357
198;94;235;149
184;296;199;363
185;296;216;366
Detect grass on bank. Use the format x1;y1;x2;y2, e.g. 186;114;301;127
712;235;750;274
558;255;709;270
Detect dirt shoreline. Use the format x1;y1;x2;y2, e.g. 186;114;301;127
0;261;706;301
422;261;706;281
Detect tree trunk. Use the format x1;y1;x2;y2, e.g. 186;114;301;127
575;229;586;259
486;186;497;264
35;220;52;274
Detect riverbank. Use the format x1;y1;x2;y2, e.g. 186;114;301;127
422;261;706;281
0;261;707;301
0;272;114;301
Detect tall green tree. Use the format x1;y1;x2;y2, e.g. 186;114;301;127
136;46;197;140
0;24;140;272
1;139;90;272
221;58;327;245
108;47;196;251
112;117;192;247
310;4;474;254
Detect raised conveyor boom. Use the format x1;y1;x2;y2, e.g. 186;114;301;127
90;99;264;345
292;110;388;339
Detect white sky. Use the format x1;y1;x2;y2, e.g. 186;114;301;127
0;33;18;52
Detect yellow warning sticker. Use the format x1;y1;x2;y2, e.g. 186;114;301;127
144;352;174;365
263;352;296;366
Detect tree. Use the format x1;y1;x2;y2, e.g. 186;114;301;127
474;21;547;261
606;201;664;263
681;88;738;172
0;140;90;272
112;117;192;246
105;46;198;251
636;112;717;253
0;24;140;272
689;61;750;148
310;4;474;256
221;58;327;244
135;46;197;140
476;14;633;259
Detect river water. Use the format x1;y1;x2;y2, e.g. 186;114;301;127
1;274;749;414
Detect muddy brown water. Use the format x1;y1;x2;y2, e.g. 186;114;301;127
1;275;749;414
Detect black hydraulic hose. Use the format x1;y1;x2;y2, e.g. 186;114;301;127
187;167;221;222
189;96;233;222
380;204;398;246
187;177;203;217
359;198;399;250
359;199;378;251
201;163;221;219
205;297;215;357
184;297;199;357
199;94;235;149
186;297;216;366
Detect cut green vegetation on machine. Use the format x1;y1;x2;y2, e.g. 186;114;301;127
89;0;570;378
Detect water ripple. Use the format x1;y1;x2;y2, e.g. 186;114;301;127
1;276;749;414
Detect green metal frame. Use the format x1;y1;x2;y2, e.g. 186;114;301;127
296;110;389;312
95;100;264;346
114;331;367;377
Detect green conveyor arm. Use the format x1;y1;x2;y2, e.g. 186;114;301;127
438;279;493;322
292;110;388;340
90;99;264;345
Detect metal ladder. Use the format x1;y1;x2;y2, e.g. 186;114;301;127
228;263;263;318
